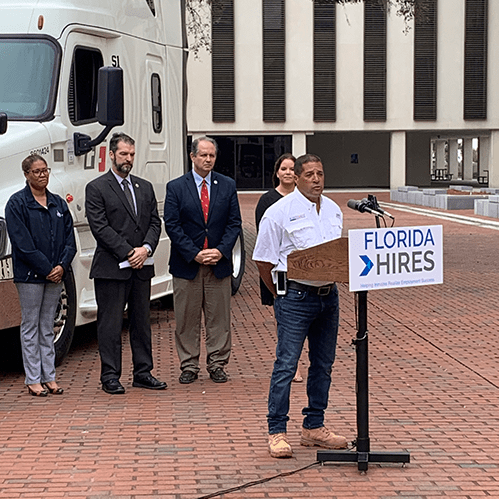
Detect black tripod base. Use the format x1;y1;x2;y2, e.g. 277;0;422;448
317;449;410;472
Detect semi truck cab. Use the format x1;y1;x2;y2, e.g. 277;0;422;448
0;0;187;362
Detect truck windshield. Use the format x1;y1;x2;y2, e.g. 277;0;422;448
0;36;61;121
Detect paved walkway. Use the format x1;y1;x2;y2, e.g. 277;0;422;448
1;190;498;498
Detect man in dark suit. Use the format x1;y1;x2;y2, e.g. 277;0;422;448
164;136;241;384
85;132;166;394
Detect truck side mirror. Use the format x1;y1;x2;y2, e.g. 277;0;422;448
97;67;124;126
74;66;124;156
0;113;7;135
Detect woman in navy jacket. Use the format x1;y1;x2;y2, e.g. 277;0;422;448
5;154;76;396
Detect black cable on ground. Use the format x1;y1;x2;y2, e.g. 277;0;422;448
196;461;320;499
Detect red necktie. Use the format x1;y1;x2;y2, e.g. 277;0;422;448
201;179;209;248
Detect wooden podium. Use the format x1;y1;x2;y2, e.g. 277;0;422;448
287;237;349;284
287;237;410;472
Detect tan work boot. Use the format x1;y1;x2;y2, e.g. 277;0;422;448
300;426;348;449
268;432;292;458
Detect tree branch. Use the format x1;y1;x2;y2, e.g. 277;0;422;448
186;0;431;55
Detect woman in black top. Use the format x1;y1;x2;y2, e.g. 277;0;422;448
255;153;296;231
255;153;303;382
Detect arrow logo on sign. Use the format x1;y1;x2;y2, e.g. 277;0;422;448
359;255;374;276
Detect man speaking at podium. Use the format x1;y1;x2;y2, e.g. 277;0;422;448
253;153;348;458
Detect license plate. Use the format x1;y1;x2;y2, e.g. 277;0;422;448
0;257;14;280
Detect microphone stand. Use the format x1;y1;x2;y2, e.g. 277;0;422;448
317;213;410;472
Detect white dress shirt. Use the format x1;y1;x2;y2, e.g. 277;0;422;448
192;169;212;198
252;189;343;286
111;169;137;213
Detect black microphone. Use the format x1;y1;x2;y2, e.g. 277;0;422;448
347;199;384;217
366;194;395;219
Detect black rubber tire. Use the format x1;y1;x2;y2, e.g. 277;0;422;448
231;230;246;296
54;267;77;366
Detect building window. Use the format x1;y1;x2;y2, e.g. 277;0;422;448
263;0;286;122
187;135;292;189
68;47;103;124
414;0;437;121
212;0;235;122
464;0;488;120
364;0;386;122
314;2;336;122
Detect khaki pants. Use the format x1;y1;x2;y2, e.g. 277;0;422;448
173;266;231;374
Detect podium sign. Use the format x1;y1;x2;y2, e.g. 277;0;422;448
348;225;443;292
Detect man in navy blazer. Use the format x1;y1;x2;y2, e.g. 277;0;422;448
85;132;166;394
164;137;241;384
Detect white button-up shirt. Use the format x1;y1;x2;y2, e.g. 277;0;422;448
252;189;343;285
192;169;212;198
112;169;137;213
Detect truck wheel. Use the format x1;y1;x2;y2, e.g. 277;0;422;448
231;231;246;295
54;268;77;366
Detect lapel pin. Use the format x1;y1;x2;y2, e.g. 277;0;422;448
214;180;218;184
135;183;139;188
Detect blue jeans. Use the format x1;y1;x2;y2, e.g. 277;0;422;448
16;282;62;385
268;285;339;434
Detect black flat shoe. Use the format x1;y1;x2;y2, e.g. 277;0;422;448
102;379;125;394
133;375;167;390
42;383;64;395
27;386;48;397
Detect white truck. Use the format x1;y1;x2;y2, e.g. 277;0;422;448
0;0;246;364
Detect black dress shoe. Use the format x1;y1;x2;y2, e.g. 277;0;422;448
132;375;167;390
179;370;198;384
209;367;228;383
102;379;125;394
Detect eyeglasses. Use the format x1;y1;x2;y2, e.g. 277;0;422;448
30;167;51;177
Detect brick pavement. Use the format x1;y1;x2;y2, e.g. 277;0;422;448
1;190;499;498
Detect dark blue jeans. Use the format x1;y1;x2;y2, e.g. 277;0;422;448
268;285;339;434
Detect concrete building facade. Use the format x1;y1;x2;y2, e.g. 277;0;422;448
186;0;498;190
